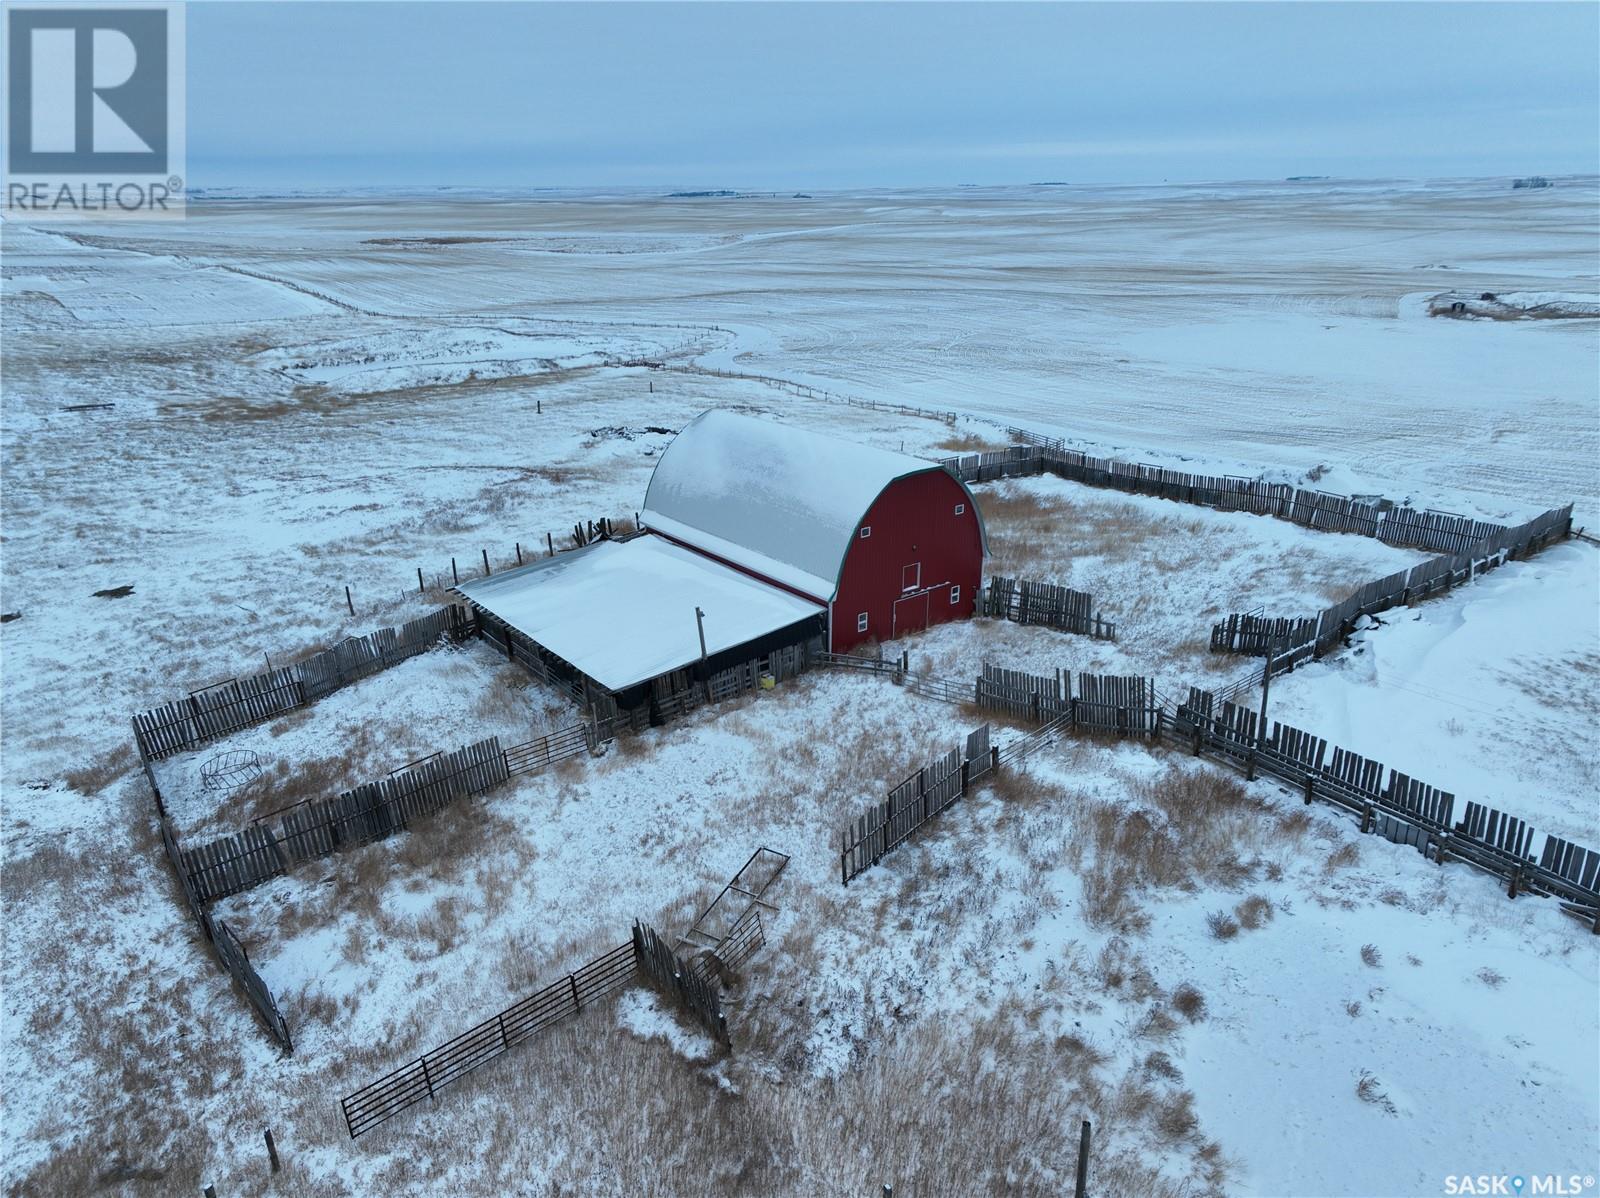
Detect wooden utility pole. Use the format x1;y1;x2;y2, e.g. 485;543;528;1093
695;607;708;662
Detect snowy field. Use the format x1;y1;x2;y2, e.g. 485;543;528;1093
2;177;1597;1197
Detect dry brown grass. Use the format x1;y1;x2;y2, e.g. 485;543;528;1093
1325;842;1361;872
63;743;136;795
935;431;1007;454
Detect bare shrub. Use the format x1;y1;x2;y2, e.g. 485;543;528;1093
1171;984;1206;1023
1234;894;1274;929
1206;911;1240;940
1355;1070;1397;1114
1345;1000;1362;1017
1476;967;1506;988
1360;943;1382;968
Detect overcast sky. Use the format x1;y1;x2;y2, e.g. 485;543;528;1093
189;2;1600;190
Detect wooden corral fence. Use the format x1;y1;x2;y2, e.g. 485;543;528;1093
976;665;1160;738
1211;503;1575;663
132;605;473;762
841;724;995;884
633;919;729;1043
156;814;294;1052
180;736;519;902
947;429;1554;559
1171;689;1600;924
340;911;762;1139
340;940;638;1138
212;920;294;1052
982;576;1115;641
178;719;602;905
1210;613;1317;656
815;648;976;706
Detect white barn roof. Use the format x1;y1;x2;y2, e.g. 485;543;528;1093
455;535;823;692
641;410;950;600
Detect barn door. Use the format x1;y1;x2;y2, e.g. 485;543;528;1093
892;591;931;638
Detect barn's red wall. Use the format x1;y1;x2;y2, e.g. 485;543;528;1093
830;470;984;652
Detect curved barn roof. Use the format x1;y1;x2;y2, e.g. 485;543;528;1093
642;410;980;600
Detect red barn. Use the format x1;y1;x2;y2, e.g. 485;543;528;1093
643;411;987;651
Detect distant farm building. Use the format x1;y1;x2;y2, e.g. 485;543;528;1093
455;410;986;716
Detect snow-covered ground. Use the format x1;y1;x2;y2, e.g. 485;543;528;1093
3;178;1597;1197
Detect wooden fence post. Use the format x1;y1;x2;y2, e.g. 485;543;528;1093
451;557;459;584
264;1128;280;1174
1074;1119;1091;1197
1303;775;1315;805
417;567;425;596
515;542;523;565
344;586;354;616
482;548;491;576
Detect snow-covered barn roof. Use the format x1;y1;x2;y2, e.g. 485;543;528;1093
454;534;823;692
641;410;978;600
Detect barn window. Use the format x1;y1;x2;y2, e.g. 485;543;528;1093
859;526;871;539
856;612;869;632
954;503;965;515
950;586;961;605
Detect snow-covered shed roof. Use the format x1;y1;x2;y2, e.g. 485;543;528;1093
641;410;972;600
454;534;823;692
